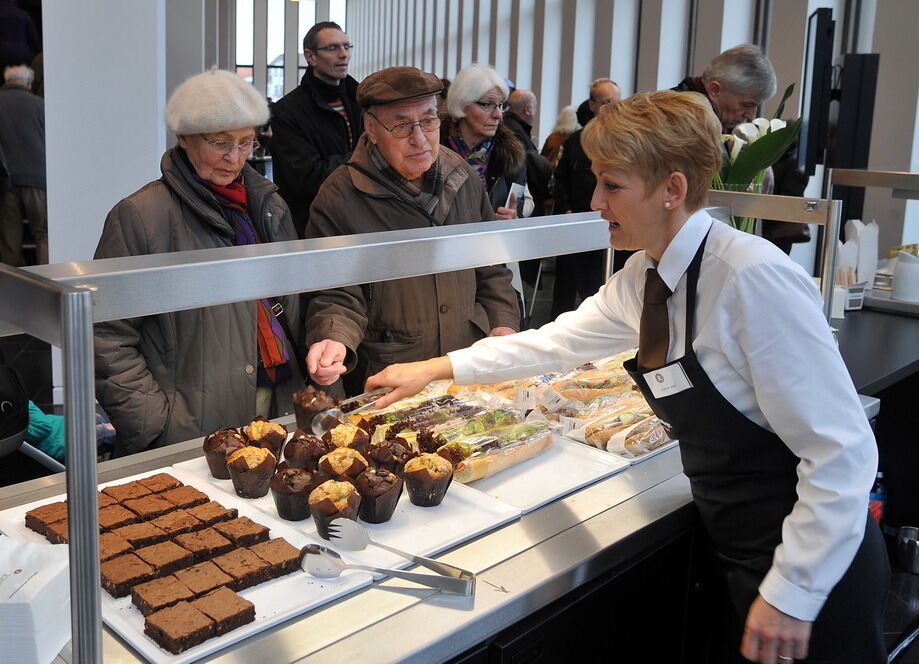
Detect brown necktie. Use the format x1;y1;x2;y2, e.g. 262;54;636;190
637;267;673;370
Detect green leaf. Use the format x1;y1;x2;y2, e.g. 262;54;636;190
726;118;802;185
773;83;795;120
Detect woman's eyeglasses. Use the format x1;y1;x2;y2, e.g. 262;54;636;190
367;113;441;139
474;101;509;112
200;136;260;156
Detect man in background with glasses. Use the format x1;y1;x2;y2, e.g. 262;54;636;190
271;21;361;238
303;66;519;395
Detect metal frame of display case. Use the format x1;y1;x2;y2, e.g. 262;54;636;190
0;197;842;662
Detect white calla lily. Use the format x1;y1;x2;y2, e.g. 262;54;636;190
733;122;759;144
770;118;787;133
729;136;747;162
752;118;771;135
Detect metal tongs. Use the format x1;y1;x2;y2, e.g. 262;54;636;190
310;387;393;436
301;543;475;596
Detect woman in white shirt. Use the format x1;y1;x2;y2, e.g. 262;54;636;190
366;90;887;664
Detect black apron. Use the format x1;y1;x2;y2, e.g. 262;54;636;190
624;233;888;663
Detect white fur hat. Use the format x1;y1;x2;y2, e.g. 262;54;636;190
165;67;269;135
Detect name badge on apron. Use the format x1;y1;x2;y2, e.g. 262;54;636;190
642;362;693;399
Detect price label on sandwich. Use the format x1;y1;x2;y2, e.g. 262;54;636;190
515;386;536;412
559;416;582;435
539;388;566;410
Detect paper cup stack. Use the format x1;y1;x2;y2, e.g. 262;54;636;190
0;536;71;664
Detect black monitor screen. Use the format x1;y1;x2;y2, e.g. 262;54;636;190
798;8;835;176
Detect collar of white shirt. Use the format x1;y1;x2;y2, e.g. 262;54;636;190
644;209;715;293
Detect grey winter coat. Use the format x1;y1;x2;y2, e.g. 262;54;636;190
94;148;303;456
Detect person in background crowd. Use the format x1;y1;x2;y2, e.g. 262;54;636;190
540;105;579;169
29;51;41;97
551;78;625;318
672;43;776;133
270;21;361;237
366;90;888;664
0;65;46;266
304;66;519;395
94;69;304;457
0;0;40;72
503;89;538;152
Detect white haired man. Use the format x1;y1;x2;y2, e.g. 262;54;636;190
0;64;46;265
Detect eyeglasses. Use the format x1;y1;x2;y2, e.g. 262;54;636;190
200;135;260;156
313;42;353;53
474;100;509;112
368;112;441;139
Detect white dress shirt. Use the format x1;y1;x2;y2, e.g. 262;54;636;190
449;209;876;621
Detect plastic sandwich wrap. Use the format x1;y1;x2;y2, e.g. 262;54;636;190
437;420;554;483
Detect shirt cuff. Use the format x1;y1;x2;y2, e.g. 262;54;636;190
759;566;827;622
447;348;475;385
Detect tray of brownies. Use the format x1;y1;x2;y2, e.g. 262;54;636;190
0;470;371;664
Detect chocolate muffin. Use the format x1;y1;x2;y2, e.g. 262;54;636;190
403;453;454;507
226;446;277;499
317;447;368;486
292;385;338;432
322;422;370;454
283;431;335;471
354;467;403;524
269;466;328;521
308;480;361;539
202;428;248;480
366;436;418;476
244;416;288;460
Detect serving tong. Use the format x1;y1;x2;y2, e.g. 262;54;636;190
310;387;393;436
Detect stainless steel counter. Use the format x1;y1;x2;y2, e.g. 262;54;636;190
0;429;690;664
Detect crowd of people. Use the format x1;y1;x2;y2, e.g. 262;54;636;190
0;15;888;663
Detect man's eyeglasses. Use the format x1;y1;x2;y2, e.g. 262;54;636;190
313;42;353;53
200;135;260;156
474;100;509;112
368;112;441;139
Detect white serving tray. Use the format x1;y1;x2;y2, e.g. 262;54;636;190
468;436;630;513
172;457;521;574
614;439;680;465
0;470;371;664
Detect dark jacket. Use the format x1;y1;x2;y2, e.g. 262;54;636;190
305;135;520;389
93;148;303;456
502;112;537;152
0;82;44;188
0;0;40;69
440;119;527;214
553;129;593;213
270;67;362;237
503;112;553;216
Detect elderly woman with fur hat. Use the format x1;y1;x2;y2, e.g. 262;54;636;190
93;68;303;457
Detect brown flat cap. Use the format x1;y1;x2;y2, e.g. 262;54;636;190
357;66;443;107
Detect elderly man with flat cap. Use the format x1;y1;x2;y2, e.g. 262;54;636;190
304;66;520;394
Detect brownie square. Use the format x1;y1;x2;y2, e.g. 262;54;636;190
131;575;195;616
137;473;183;494
151;509;203;537
25;501;68;536
185;501;238;527
113;522;169;548
135;541;195;577
172;528;234;562
174;561;233;597
102;481;152;502
248;538;302;578
211;548;271;591
98;504;139;531
97;492;118;508
45;519;70;544
190;587;255;636
99;531;134;561
100;553;156;597
122;495;177;520
159;485;210;509
144;602;215;655
213;517;269;547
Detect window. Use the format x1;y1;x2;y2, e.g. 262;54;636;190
266;0;285;102
235;0;254;84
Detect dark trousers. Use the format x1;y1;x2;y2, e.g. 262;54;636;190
0;186;48;266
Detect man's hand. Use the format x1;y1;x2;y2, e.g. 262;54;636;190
306;339;347;385
740;595;811;664
365;357;454;409
495;193;518;220
488;326;516;337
